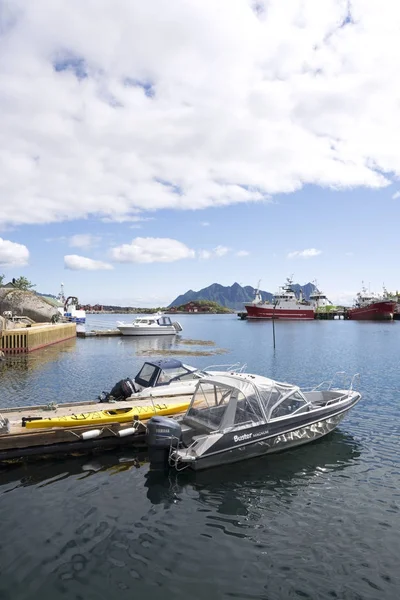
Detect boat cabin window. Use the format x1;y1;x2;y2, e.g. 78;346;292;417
135;363;158;386
270;391;307;420
185;382;265;431
186;382;234;430
233;394;264;426
157;316;172;326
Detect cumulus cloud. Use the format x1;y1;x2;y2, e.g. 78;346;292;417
69;234;100;248
0;237;29;267
236;250;250;257
198;246;230;260
392;191;400;199
110;237;195;263
64;255;113;270
0;1;398;228
287;248;322;259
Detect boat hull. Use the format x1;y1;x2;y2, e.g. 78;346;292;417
348;301;396;320
179;394;360;471
245;304;315;320
117;327;177;336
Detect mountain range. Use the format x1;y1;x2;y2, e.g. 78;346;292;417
169;282;317;311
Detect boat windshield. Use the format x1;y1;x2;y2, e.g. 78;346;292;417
268;390;309;420
157;365;203;384
157;316;172;326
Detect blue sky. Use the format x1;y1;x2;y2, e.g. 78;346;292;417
1;1;399;306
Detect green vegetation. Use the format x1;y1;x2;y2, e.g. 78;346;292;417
11;276;36;291
0;275;36;290
174;300;232;314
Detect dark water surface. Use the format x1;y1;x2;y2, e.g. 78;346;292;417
0;315;399;599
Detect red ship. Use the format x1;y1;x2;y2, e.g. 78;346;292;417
245;278;315;320
348;287;396;320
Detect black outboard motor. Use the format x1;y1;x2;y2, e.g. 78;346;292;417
146;416;182;471
99;377;138;402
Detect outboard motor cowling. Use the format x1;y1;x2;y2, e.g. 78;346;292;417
109;377;137;400
146;416;182;470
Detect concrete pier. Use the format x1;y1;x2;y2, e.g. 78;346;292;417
0;323;76;354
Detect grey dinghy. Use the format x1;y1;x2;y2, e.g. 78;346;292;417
145;372;361;471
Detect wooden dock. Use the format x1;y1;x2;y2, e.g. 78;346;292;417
0;394;191;464
0;323;76;355
77;329;121;338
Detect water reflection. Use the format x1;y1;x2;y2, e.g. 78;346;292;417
0;338;76;375
144;430;361;510
118;334;179;353
0;431;360;510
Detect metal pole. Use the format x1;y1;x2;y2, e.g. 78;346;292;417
272;300;277;349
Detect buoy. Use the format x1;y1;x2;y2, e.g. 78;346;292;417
81;429;102;440
117;427;137;438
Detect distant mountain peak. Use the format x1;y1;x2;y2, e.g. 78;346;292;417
169;281;317;310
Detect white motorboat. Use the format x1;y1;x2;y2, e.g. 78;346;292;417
116;313;183;336
145;371;361;471
99;358;247;401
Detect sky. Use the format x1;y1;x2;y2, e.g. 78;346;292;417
1;0;400;306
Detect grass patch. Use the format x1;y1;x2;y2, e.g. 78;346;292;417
178;338;215;346
136;348;228;357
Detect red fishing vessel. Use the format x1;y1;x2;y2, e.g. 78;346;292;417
245;278;315;320
348;286;396;320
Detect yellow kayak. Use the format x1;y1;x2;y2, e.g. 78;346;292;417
24;401;190;429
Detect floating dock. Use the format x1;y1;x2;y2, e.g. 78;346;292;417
0;323;76;355
0;394;191;464
77;329;121;338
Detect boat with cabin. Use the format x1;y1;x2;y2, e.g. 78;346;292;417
245;278;315;319
117;312;183;336
348;285;396;320
145;371;361;471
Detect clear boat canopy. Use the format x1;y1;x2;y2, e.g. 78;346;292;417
185;374;310;430
135;359;205;388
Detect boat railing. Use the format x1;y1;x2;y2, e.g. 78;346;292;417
307;371;360;393
348;373;360;391
204;362;247;373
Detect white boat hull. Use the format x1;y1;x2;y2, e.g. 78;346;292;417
117;326;178;336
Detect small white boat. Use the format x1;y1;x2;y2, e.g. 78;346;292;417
116;312;183;336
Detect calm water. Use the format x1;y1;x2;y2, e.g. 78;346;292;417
0;315;399;599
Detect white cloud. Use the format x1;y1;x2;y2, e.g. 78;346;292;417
69;234;100;248
198;246;230;260
103;215;155;224
287;248;322;259
214;245;230;257
0;237;29;267
392;191;400;199
64;255;113;270
0;1;398;228
200;221;210;227
236;250;250;257
110;237;195;263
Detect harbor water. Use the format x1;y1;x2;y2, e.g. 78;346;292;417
0;314;399;599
